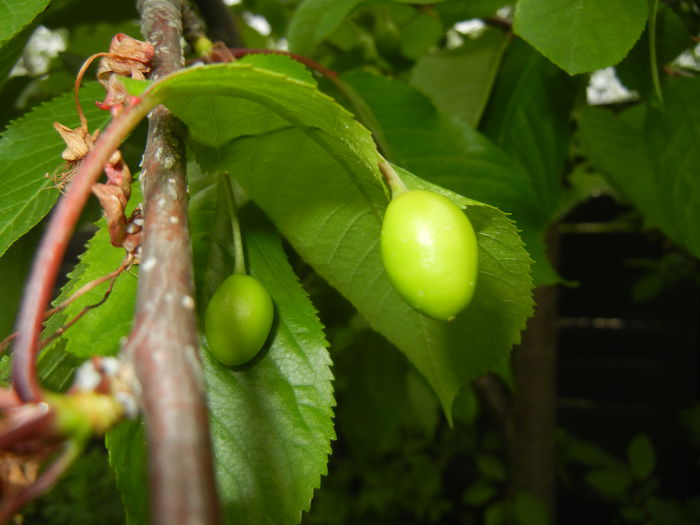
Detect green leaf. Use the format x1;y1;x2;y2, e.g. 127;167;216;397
65;19;142;59
481;38;578;282
287;0;364;55
477;454;506;481
0;225;39;337
513;491;550;525
585;467;632;500
627;433;655;479
0;82;111;257
119;77;151;97
560;432;619;468
188;164;236;308
144;60;532;418
336;330;436;455
647;498;688;525
21;446;124;525
287;0;441;55
485;501;508;525
61;225;138;357
237;54;317;85
462;480;496;507
410;27;509;127
578;78;700;257
204;207;335;525
106;420;150;525
0;0;49;47
643;78;700;254
398;9;443;60
482;37;575;223
513;0;648;75
0;24;33;90
340;70;542;224
616;4;691;98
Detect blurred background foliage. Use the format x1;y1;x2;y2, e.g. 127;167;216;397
1;0;699;523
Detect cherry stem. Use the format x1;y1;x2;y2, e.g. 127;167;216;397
74;52;110;132
221;174;246;275
649;0;664;105
378;160;408;198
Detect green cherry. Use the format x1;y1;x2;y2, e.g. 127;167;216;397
380;189;479;321
205;274;274;366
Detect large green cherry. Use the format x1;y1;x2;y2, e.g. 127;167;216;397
205;274;274;366
380;189;479;321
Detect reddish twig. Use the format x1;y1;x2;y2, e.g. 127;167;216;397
0;256;132;354
128;1;222;523
73;52;111;132
226;48;337;78
12;101;150;403
37;261;126;349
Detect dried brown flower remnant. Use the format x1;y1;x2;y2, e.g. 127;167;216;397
52;123;98;163
91;149;133;248
51;124;135;250
96;34;154;115
96;75;130;112
47;123;100;190
0;451;42;507
97;33;155;85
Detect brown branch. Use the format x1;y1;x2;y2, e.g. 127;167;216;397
484;16;513;32
506;225;559;517
128;1;221;524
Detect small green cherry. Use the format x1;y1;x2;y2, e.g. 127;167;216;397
205;274;274;366
380;190;479;321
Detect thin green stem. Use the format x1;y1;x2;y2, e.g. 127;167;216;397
378;160;408;198
649;0;664;105
221;174;246;275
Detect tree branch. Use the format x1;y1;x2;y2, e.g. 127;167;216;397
506;226;559;517
127;1;221;523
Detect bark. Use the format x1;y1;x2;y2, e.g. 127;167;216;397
125;1;221;523
507;284;558;516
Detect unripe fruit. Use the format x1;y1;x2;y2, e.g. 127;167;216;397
205;274;274;366
380;190;478;321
